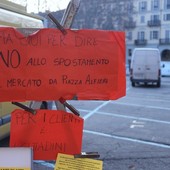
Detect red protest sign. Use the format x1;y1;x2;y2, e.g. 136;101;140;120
0;27;126;101
10;109;84;160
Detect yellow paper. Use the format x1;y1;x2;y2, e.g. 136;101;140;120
0;168;30;170
55;153;103;170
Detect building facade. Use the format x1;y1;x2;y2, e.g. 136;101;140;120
126;0;170;64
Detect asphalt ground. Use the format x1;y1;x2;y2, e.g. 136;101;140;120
1;76;170;170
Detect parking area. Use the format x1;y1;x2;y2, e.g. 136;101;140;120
1;76;170;170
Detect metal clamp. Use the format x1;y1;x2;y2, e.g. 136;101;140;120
12;102;36;115
74;152;100;159
48;13;67;35
59;97;80;116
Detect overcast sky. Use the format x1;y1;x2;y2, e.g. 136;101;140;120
7;0;70;13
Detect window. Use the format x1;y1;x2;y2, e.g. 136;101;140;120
168;0;170;8
127;32;132;40
138;31;145;40
151;15;159;21
164;14;170;20
128;49;132;56
126;3;133;13
140;16;145;23
139;1;147;12
165;30;170;39
151;0;159;10
165;0;170;9
150;31;159;39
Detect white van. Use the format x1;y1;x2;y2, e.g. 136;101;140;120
130;48;161;87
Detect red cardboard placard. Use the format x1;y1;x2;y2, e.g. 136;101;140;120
0;28;126;101
10;109;84;160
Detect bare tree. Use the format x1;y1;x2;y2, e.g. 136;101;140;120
73;0;135;30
